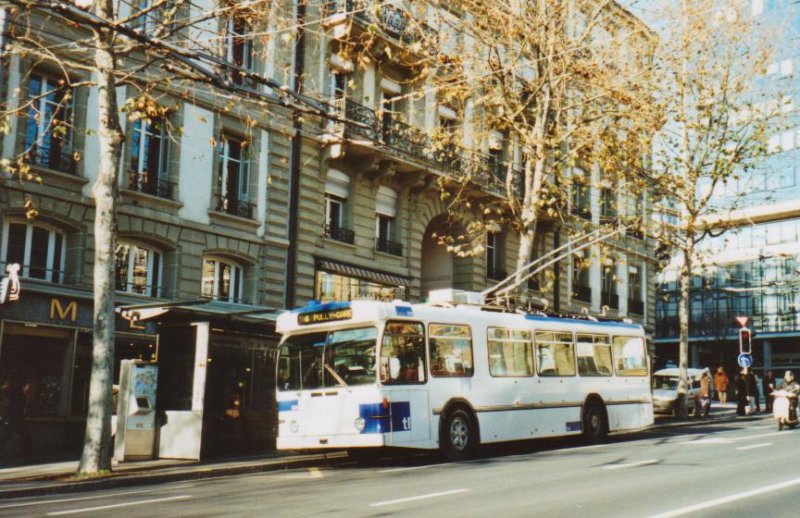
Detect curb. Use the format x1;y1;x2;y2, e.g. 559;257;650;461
0;452;350;500
651;412;769;430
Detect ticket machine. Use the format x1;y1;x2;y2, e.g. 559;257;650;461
114;360;158;461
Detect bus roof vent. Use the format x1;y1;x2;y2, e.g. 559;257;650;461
428;289;484;306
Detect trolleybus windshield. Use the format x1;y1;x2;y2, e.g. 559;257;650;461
277;327;378;391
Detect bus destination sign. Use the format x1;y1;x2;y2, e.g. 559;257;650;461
298;307;353;325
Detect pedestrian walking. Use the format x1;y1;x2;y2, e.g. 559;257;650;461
764;370;776;413
747;371;761;413
736;370;752;416
714;366;730;403
0;376;33;464
699;370;711;417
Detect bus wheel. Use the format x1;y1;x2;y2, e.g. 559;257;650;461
583;401;608;443
441;408;476;462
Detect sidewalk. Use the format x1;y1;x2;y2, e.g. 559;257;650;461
652;401;740;427
0;451;348;500
0;404;755;500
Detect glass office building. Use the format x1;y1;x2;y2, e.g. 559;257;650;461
655;0;800;376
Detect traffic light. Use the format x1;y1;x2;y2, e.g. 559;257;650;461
739;328;752;355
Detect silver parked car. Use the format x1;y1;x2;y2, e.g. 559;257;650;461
652;367;710;415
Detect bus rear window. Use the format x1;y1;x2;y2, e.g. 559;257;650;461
277;327;378;390
612;336;648;376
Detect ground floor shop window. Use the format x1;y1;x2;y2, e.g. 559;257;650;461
0;326;72;418
0;323;157;419
314;270;406;301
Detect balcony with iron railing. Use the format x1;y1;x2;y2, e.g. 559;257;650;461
324;0;437;47
24;144;77;175
340;98;379;140
600;208;618;224
571;204;592;220
128;171;174;200
382;117;429;158
601;291;619;310
487;268;508;282
376;237;403;256
628;298;644;315
335;99;509;196
214;194;254;219
573;285;592;303
324;224;355;244
0;260;64;284
627;228;645;240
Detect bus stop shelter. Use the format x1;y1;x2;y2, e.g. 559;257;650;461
118;301;281;460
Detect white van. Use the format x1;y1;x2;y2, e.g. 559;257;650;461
652;367;710;415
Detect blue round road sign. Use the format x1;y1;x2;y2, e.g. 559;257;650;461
738;353;752;368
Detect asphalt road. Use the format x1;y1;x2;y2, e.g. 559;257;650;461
3;415;800;517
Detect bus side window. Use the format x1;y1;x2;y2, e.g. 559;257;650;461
487;327;533;377
380;321;426;384
534;331;576;377
429;324;474;377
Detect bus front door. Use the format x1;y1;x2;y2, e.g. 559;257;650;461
387;389;430;446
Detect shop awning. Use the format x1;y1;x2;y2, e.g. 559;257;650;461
117;300;280;325
316;257;412;286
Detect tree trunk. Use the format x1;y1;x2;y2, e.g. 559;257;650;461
78;1;123;474
675;244;693;420
513;151;546;298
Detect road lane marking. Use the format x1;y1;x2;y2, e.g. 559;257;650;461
649;477;800;518
46;495;192;516
680;438;733;444
308;468;323;478
0;486;195;509
603;459;659;470
748;424;776;430
736;443;771;451
377;463;448;474
731;431;786;441
369;489;469;507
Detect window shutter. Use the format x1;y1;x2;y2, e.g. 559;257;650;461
325;169;350;198
376;185;397;217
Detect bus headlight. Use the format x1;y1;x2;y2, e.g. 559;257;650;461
354;417;365;432
290;420;299;433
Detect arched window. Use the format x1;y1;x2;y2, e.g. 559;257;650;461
201;257;243;303
1;220;65;283
115;242;163;297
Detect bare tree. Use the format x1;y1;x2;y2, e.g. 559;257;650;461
644;0;786;418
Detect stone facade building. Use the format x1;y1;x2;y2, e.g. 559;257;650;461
0;0;657;463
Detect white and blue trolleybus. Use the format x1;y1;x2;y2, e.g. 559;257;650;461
275;290;653;461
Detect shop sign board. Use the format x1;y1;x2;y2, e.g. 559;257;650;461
0;290;155;334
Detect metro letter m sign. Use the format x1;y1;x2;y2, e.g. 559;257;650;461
50;298;78;322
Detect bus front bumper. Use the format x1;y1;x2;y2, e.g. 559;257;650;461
277;434;386;450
